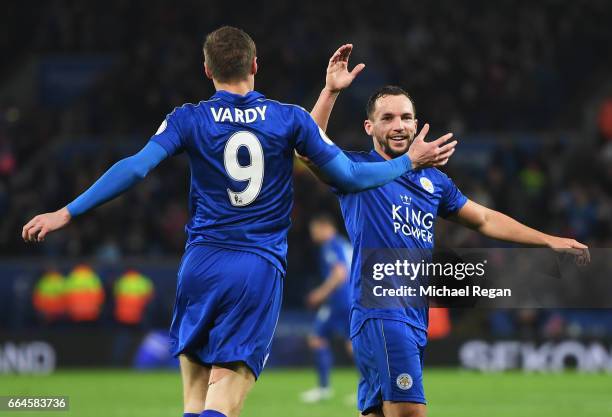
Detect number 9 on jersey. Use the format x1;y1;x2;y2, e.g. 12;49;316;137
223;131;265;207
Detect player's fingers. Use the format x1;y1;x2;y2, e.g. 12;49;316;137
23;221;38;241
329;53;340;66
437;140;458;153
571;240;588;249
332;44;350;64
342;44;353;62
38;227;48;242
22;217;37;240
350;63;366;78
436;148;455;163
435;157;450;166
431;133;454;146
568;240;590;262
27;223;43;242
22;224;31;241
28;224;42;242
329;46;345;64
413;123;430;142
580;247;591;263
563;247;584;256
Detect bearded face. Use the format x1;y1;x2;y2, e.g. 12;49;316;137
365;94;417;159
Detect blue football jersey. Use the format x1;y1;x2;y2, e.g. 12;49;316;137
150;90;340;273
336;150;467;336
319;234;352;311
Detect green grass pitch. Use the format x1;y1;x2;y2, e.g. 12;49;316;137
1;368;611;417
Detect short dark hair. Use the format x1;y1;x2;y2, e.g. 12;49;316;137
366;86;416;120
203;26;257;83
310;212;336;227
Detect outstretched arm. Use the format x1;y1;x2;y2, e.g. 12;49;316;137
449;199;590;262
22;141;168;242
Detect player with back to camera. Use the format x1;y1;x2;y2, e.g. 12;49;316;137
301;44;590;417
21;28;458;417
301;213;354;403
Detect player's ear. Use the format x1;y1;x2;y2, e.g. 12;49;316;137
364;119;373;136
251;56;258;76
204;63;213;80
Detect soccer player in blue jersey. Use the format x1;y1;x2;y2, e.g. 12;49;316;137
301;213;353;403
21;30;458;417
306;46;590;417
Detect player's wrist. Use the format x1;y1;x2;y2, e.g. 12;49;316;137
59;206;73;222
322;86;341;96
399;153;414;171
541;234;557;248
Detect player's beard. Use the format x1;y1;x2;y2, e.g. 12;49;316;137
377;133;414;159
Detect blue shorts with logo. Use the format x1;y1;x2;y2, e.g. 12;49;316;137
314;304;350;340
352;318;427;414
169;244;283;379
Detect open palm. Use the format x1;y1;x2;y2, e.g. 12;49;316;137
325;43;365;93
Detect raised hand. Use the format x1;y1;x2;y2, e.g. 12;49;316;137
325;44;366;93
407;123;458;169
22;207;72;242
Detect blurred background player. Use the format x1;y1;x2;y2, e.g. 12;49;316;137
20;28;456;417
300;213;353;403
306;45;591;417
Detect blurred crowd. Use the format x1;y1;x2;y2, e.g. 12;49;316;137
2;1;612;335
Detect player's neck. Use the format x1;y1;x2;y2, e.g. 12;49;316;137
373;144;393;161
213;78;254;96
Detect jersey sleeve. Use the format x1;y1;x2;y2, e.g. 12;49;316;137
293;107;341;166
149;106;190;156
323;245;340;267
328;151;359;195
437;172;468;218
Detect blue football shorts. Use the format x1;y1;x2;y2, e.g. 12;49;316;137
352;318;427;414
314;304;350;340
169;244;283;378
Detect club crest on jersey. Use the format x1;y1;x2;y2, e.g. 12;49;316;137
419;177;434;194
400;194;412;205
396;373;413;390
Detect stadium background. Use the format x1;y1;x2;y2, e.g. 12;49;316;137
1;1;612;416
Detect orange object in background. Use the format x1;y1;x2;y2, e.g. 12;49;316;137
428;307;451;339
64;264;105;322
113;270;154;325
32;270;66;321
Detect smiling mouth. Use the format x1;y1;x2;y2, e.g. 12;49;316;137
389;135;408;143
